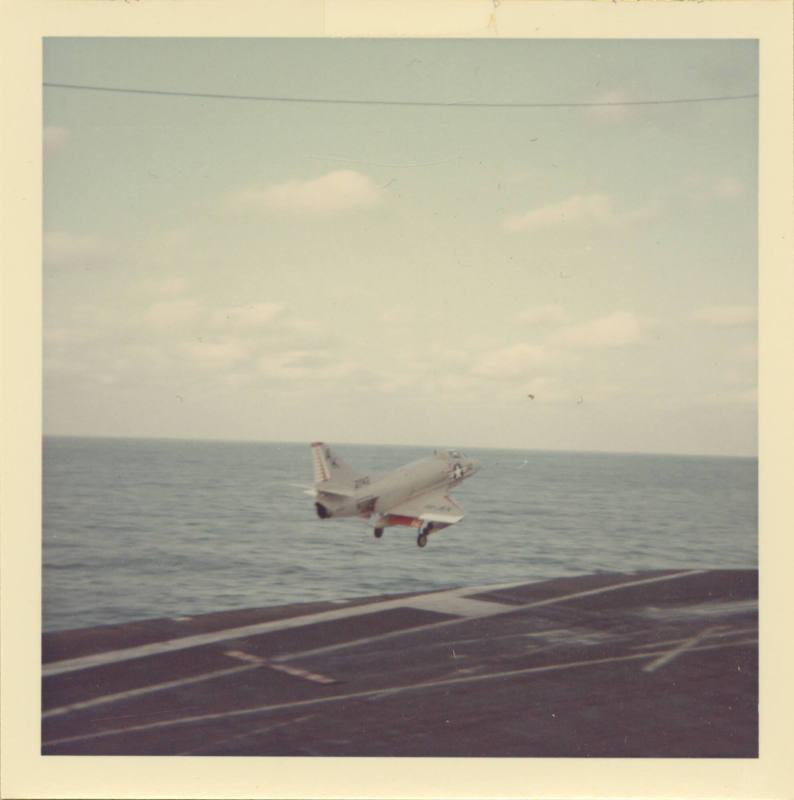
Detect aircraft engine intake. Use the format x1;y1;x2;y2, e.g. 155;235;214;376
315;502;332;519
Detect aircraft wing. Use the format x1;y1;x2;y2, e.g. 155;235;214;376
314;481;357;497
385;489;466;525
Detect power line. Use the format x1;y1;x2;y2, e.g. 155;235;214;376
42;81;758;109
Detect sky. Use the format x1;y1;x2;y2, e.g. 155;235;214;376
42;37;759;456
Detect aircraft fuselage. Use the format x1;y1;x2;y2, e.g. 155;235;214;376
311;443;480;548
316;450;478;520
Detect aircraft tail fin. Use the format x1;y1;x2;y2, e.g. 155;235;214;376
311;442;365;489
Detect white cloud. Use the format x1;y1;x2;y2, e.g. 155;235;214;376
676;175;747;213
228;170;384;215
504;194;652;232
211;302;286;328
551;311;648;349
472;343;551;378
258;350;357;381
43;231;109;268
43;126;69;154
145;298;203;329
692;305;757;326
518;304;568;325
177;337;252;367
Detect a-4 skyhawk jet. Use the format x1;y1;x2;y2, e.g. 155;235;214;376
310;442;480;548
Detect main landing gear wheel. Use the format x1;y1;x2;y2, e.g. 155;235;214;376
417;522;433;548
374;527;383;538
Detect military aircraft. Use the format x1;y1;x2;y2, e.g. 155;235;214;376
310;442;480;548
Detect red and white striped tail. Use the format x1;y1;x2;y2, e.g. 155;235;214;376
311;441;330;483
311;442;364;487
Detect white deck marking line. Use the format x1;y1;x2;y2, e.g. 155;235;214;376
642;626;727;673
226;649;336;684
207;650;337;684
42;636;756;748
271;569;706;663
402;592;514;618
42;570;703;678
43;650;331;718
224;649;264;664
42;570;732;717
41;581;515;678
268;662;337;684
497;569;706;611
629;626;758;651
42;662;264;719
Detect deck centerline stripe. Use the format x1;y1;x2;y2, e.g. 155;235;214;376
41;636;756;748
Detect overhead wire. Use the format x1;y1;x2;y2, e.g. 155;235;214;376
42;82;758;109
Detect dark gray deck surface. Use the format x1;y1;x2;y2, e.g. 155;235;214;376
42;568;757;756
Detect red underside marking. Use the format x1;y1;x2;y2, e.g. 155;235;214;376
385;514;422;528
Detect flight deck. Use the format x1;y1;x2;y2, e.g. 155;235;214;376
42;568;758;757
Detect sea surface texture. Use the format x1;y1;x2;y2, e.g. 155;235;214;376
42;437;758;632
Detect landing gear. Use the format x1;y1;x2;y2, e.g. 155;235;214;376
374;527;384;539
417;522;434;548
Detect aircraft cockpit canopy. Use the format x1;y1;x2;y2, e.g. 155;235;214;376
434;448;468;460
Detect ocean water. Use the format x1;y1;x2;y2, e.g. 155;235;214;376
42;437;758;633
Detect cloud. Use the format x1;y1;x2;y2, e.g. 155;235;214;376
504;194;652;232
43;231;110;268
551;311;648;349
43;126;69;154
145;298;203;329
258;350;357;381
692;305;757;326
177;337;252;367
472;343;552;378
518;304;568;325
227;170;384;215
676;175;748;213
211;302;286;328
